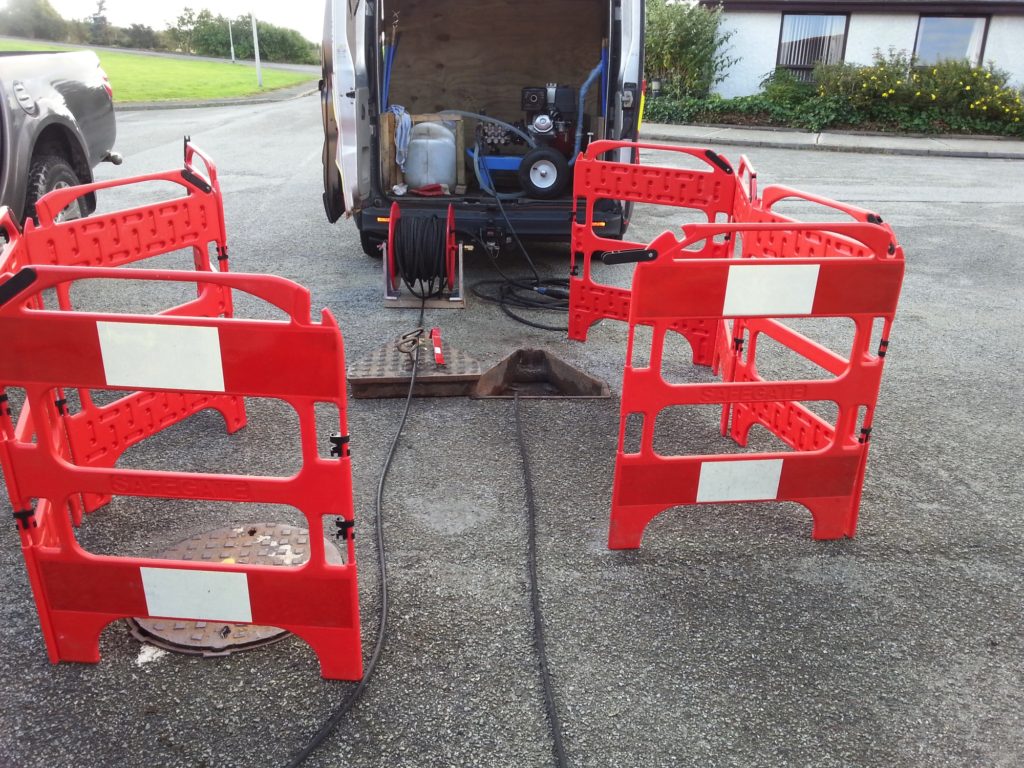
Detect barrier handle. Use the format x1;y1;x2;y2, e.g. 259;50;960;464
183;140;219;190
5;265;312;322
601;247;658;265
581;140;734;174
760;184;883;225
0;268;38;308
736;155;758;201
33;165;217;229
675;220;896;260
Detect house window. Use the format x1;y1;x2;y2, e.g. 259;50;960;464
778;14;848;80
914;16;987;66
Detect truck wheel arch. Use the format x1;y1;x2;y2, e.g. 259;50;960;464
27;122;96;219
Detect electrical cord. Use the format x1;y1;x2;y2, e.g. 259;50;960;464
469;138;571;332
513;393;569;768
285;303;427;768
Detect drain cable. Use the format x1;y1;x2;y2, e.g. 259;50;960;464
392;214;448;300
468;137;570;332
514;393;570;768
285;327;570;766
284;306;425;767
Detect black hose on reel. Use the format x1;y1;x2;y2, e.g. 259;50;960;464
392;214;448;299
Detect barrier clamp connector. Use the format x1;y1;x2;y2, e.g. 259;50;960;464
13;509;35;531
330;433;351;458
335;518;355;540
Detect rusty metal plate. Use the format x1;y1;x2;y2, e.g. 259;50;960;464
127;522;342;657
348;338;482;398
473;348;611;399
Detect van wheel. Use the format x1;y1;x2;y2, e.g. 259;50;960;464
519;147;569;200
24;155;83;224
360;230;385;258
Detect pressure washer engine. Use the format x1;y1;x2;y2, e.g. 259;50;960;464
517;84;584;199
478;84;586;200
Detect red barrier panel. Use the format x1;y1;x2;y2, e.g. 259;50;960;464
569;141;756;364
0;142;245;519
0;265;362;679
608;219;904;548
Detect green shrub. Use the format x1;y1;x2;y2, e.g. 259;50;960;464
645;0;736;98
759;68;814;108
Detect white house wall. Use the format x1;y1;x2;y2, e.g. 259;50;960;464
717;11;781;98
844;15;920;67
714;11;1024;97
984;16;1024;87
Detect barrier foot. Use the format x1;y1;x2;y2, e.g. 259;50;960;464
46;611;111;664
808;497;859;540
607;505;662;550
299;627;364;681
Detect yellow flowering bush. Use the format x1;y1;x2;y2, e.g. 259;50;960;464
815;48;1023;127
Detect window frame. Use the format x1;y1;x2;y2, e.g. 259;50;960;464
776;12;851;80
912;14;991;67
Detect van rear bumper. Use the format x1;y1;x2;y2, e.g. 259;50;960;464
357;198;624;245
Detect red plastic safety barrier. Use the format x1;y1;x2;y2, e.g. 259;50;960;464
0;142;245;520
0;265;362;680
608;218;904;548
569;141;757;364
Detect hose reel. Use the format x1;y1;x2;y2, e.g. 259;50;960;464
385;202;464;308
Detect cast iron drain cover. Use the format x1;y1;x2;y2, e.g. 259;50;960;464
126;522;342;657
348;338;481;398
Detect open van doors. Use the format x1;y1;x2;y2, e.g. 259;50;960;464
320;0;372;222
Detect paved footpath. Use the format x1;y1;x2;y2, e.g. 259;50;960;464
643;121;1024;160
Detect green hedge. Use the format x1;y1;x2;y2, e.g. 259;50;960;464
645;52;1024;137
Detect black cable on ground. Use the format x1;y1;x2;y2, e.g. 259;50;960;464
469;138;570;333
513;394;569;768
285;303;426;768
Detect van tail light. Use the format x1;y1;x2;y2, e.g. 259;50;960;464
99;66;113;99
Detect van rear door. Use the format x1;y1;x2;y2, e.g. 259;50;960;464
613;0;643;151
321;0;372;221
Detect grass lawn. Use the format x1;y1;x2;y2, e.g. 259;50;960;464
0;39;314;102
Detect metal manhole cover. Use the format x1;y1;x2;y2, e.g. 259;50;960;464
348;337;481;398
127;522;343;657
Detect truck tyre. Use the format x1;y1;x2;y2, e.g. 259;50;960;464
518;146;570;200
24;155;83;224
360;230;385;258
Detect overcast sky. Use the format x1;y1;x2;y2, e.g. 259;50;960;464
46;0;326;43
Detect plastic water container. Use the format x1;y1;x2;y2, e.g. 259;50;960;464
404;122;457;190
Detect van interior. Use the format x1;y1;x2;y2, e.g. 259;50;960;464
377;0;613;203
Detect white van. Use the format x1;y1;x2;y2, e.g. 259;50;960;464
320;0;644;256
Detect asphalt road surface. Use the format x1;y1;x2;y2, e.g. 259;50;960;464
1;95;1022;768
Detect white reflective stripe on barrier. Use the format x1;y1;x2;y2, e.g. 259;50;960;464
695;458;784;503
140;566;252;622
722;264;820;317
96;321;225;392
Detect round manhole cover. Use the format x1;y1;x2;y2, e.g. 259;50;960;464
127;522;343;657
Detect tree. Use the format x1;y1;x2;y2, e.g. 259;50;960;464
90;0;109;45
645;0;737;98
123;23;158;50
168;7;198;53
0;0;68;41
192;11;231;58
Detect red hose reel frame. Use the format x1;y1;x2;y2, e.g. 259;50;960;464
385;201;459;300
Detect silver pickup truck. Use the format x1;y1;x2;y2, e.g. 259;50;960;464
0;49;119;223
